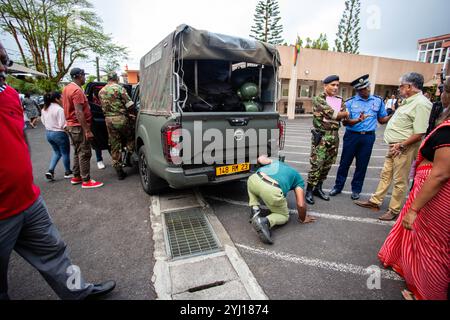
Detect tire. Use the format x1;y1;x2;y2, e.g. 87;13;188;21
138;146;167;195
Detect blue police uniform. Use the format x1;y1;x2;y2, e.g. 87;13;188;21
333;94;387;194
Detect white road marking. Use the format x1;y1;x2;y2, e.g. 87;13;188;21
205;196;394;227
235;244;403;281
286;160;384;170
283;151;386;159
283;145;388;152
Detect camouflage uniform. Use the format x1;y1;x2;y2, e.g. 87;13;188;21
307;92;347;187
98;83;135;170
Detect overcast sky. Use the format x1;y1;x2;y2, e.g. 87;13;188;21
2;0;449;74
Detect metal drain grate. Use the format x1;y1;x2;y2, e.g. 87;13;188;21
164;210;220;259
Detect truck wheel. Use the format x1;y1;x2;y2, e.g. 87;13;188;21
138;146;167;195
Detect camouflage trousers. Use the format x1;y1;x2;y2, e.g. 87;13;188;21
307;130;340;187
105;115;135;170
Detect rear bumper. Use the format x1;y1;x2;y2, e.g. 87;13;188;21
164;165;255;189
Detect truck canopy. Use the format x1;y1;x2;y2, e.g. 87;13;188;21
139;25;281;114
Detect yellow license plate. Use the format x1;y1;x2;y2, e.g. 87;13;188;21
216;163;251;177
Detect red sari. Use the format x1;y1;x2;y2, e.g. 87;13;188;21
378;120;450;300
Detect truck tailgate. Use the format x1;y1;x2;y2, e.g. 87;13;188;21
179;112;280;165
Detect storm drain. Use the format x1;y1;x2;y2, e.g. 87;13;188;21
164;209;220;259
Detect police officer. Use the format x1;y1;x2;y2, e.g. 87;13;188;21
99;72;136;180
306;75;350;205
329;75;392;200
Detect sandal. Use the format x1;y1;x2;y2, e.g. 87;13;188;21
401;289;417;301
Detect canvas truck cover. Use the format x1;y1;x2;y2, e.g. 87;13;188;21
140;24;281;114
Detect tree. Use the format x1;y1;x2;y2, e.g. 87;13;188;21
334;0;361;54
0;0;128;89
250;0;284;45
295;34;329;51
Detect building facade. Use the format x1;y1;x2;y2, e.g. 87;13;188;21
277;46;442;118
122;69;140;85
417;34;450;66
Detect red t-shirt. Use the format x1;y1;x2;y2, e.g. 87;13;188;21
0;86;40;220
62;82;92;127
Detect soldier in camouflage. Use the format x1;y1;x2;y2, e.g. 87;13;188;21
306;75;350;205
99;72;136;180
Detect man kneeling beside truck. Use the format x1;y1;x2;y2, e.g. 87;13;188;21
248;156;316;245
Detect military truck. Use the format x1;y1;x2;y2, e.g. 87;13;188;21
135;25;285;195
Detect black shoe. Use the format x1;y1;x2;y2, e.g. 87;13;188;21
329;188;342;197
313;183;330;201
85;280;116;300
64;171;74;179
252;217;273;245
306;184;315;205
249;206;261;224
116;168;128;181
123;151;133;168
351;192;360;201
45;171;55;181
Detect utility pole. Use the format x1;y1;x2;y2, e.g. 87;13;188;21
96;57;100;81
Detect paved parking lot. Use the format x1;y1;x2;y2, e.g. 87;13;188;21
200;118;405;300
9;118;405;300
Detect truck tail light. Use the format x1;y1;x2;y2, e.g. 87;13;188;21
162;124;182;164
278;120;286;150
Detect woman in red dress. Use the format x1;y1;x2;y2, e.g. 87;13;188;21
378;81;450;300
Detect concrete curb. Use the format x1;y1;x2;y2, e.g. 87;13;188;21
149;190;268;300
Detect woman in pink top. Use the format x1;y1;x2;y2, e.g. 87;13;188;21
41;92;73;181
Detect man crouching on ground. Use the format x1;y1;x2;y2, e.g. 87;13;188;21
248;156;317;245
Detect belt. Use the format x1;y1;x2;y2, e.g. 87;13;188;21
348;130;375;135
315;128;339;133
257;172;280;188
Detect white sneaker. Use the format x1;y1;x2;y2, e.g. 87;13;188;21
97;161;106;170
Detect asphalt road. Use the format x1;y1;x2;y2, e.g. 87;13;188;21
8;118;405;300
200;118;406;300
7;123;156;300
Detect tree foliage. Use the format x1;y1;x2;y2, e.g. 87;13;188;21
294;34;329;51
250;0;284;45
0;0;128;88
334;0;361;54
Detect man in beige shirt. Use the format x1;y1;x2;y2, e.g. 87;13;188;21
355;73;432;221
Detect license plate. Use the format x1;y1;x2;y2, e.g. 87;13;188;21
216;163;251;177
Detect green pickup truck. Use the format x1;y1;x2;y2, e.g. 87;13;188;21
135;25;285;195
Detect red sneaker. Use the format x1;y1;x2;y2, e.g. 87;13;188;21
71;177;83;185
82;180;104;189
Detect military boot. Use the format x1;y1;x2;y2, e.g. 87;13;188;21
306;184;315;205
116;167;127;181
314;182;330;201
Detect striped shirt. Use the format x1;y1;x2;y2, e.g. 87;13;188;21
0;84;6;93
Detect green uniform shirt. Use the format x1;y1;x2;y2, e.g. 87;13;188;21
99;83;134;117
257;161;305;197
312;93;347;131
384;93;432;144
